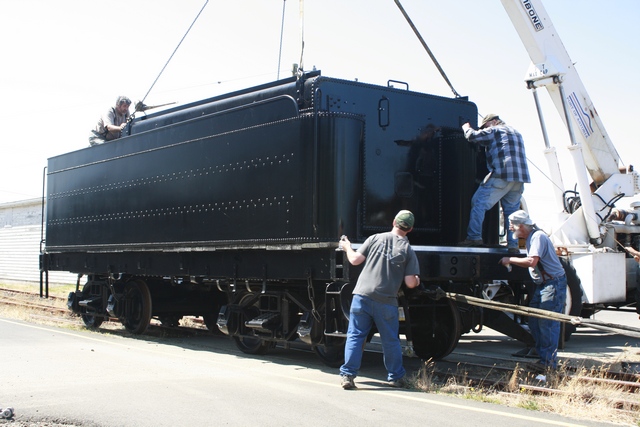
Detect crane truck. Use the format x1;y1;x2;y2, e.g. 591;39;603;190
501;0;640;318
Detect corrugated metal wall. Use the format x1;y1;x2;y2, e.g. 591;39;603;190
0;199;77;285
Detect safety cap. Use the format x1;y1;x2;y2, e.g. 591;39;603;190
395;210;415;231
480;113;499;129
509;210;534;225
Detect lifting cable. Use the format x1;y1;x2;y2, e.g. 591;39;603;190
297;0;305;75
139;0;210;105
393;0;461;98
390;2;567;216
446;292;640;339
277;0;287;79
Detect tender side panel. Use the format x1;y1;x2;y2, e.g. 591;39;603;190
46;106;364;261
47;121;311;249
310;78;485;246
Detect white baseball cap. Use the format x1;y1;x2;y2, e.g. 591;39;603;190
509;210;534;225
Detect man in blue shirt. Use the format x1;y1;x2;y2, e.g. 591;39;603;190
499;210;567;369
624;245;640;319
459;113;531;251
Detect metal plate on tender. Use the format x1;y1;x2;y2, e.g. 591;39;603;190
438;254;479;279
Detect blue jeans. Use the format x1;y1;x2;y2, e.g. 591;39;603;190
467;177;524;247
339;294;405;381
528;276;567;368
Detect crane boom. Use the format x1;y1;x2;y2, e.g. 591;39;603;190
500;0;621;185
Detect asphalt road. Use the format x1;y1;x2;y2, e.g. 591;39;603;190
0;317;623;427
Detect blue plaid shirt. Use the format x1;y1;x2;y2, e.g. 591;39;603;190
464;124;530;183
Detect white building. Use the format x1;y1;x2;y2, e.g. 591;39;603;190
0;198;77;286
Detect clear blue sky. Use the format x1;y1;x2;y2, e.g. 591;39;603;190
1;0;638;228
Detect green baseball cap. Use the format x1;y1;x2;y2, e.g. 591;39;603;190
395;210;415;230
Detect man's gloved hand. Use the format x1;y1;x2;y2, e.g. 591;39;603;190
406;284;445;300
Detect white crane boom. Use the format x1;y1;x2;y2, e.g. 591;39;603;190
500;0;621;185
500;0;640;249
496;0;640;310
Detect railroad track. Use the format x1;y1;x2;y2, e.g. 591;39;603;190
2;286;639;419
426;354;640;413
439;352;640;389
0;287;68;316
0;286;212;335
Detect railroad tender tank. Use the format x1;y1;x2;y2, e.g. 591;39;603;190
41;71;533;366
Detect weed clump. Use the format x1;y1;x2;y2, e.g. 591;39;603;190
413;358;640;426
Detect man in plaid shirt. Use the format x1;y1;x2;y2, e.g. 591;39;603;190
459;113;530;252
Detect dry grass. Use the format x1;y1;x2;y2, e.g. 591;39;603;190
0;282;117;331
0;281;76;298
0;282;210;334
412;359;640;426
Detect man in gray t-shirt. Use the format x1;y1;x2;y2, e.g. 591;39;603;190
352;231;419;306
338;210;420;390
89;96;131;146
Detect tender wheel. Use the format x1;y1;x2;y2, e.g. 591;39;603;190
313;338;346;368
202;313;224;335
80;282;104;329
410;298;461;360
234;335;272;355
81;312;104;329
121;279;152;334
232;293;272;355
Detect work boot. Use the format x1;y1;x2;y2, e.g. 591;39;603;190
341;375;356;390
527;360;547;373
388;377;408;388
512;347;539;359
458;239;483;247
